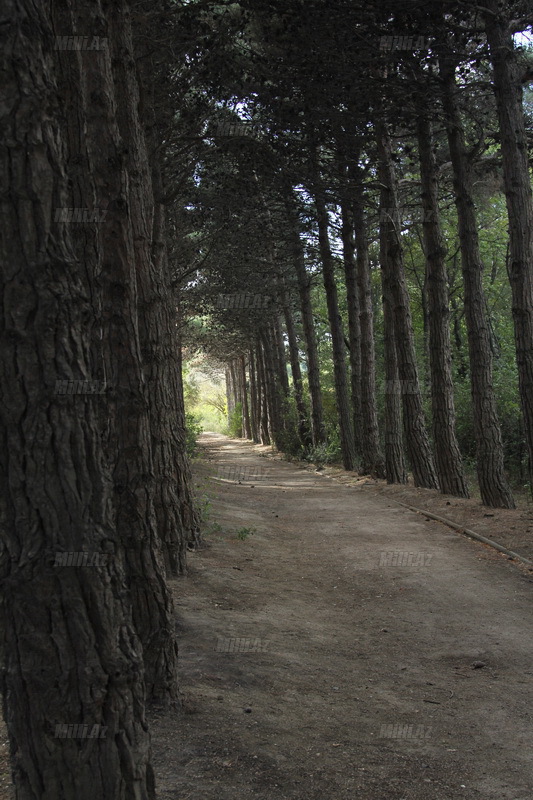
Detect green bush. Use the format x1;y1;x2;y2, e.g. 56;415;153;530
185;411;202;457
276;398;303;458
300;431;342;467
226;402;243;438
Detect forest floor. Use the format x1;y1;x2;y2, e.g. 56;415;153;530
1;432;533;799
148;433;533;800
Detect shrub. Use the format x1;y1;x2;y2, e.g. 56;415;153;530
226;402;243;438
185;411;202;457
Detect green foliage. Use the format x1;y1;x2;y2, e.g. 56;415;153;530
275;397;303;458
300;434;342;467
226;402;243;438
185;411;202;458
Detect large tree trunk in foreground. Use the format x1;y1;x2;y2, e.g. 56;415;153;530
351;184;385;477
76;0;179;703
441;56;515;508
313;177;356;470
0;1;154;796
416;111;469;498
376;118;439;490
484;6;533;496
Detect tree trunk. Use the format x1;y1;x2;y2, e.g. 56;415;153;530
341;201;363;459
256;338;272;445
249;348;261;442
416;112;469;498
380;205;408;485
137;21;200;572
229;360;241;433
440;55;515;508
351;184;386;477
225;366;235;421
484;6;533;495
0;1;154;795
285;193;326;445
75;0;179;702
282;297;312;447
240;355;252;439
313;178;356;470
273;315;290;397
376;118;439;489
260;331;284;447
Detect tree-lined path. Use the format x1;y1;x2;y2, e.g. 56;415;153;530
2;1;533;796
149;433;533;800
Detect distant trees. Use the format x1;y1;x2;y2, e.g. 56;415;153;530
175;0;532;505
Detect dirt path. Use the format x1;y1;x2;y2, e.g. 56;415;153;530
150;433;533;800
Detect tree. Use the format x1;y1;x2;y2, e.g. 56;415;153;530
376;116;439;489
483;4;533;494
1;0;155;794
313;160;357;470
440;52;515;508
416;108;469;497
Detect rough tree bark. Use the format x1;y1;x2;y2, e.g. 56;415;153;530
69;0;179;702
341;200;363;458
313;174;357;471
285;192;326;445
256;338;272;445
282;295;312;447
380;203;408;485
273;315;290;398
260;331;285;448
351;181;386;477
135;9;200;572
416;111;469;498
440;55;515;508
0;0;155;795
483;6;533;495
240;355;252;439
376;118;439;489
249;348;261;442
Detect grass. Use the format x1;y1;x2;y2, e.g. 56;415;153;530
235;526;256;540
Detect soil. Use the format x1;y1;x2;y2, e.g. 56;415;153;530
1;432;533;799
